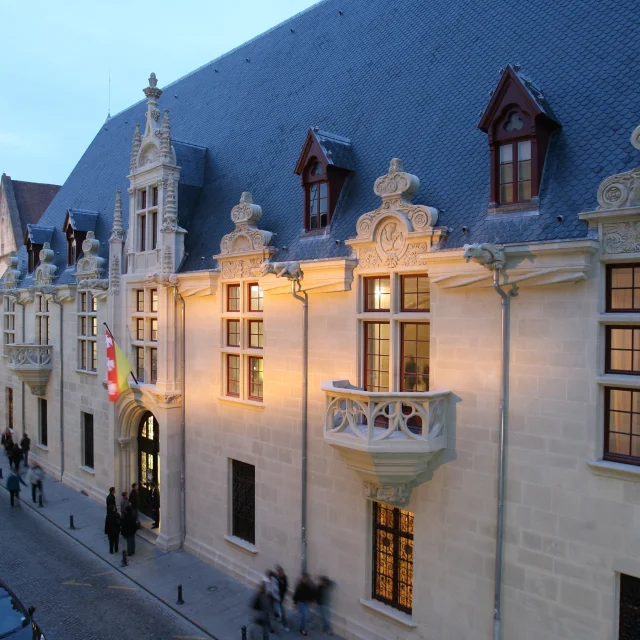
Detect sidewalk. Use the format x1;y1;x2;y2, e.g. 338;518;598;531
0;460;341;640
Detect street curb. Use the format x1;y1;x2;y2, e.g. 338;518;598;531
0;470;220;640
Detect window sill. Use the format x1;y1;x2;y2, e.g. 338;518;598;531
596;374;640;389
300;228;331;239
487;198;540;217
76;369;98;377
35;444;49;452
598;314;640;325
587;459;640;483
78;465;95;476
224;535;258;555
217;396;265;411
359;599;417;629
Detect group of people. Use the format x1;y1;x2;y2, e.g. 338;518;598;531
251;568;334;638
104;484;140;557
2;428;30;471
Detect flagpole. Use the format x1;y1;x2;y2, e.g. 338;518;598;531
103;322;139;385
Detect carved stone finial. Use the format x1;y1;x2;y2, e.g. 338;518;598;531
631;124;640;152
389;158;404;173
76;231;105;280
160;110;172;162
161;180;178;233
374;158;420;203
3;252;21;289
143;73;163;137
220;193;273;255
130;124;141;172
463;243;506;271
110;190;125;242
148;72;157;88
33;243;57;286
240;192;253;205
230;192;262;226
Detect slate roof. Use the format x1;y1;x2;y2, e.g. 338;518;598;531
11;180;60;228
64;209;99;233
7;0;640;284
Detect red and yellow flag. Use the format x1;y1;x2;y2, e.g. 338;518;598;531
105;329;132;402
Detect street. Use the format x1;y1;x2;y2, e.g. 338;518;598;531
0;494;212;640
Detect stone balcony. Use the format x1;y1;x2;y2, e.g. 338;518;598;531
7;344;53;396
321;380;451;506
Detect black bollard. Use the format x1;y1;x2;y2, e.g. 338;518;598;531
241;625;247;640
69;515;76;530
176;584;184;605
121;550;128;567
0;467;3;479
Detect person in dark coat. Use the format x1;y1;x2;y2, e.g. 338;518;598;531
106;487;116;512
5;469;27;506
20;433;30;469
9;443;22;472
1;428;13;455
292;573;316;636
121;505;137;557
275;565;290;630
250;581;271;640
129;483;139;523
104;505;121;553
316;576;335;635
150;483;160;529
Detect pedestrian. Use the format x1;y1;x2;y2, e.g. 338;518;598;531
150;483;160;529
129;482;139;524
5;468;27;507
104;505;121;554
106;487;116;512
250;580;271;640
121;505;137;557
275;565;290;631
20;433;30;470
1;428;13;455
10;443;22;472
292;573;316;637
29;464;44;507
316;576;335;635
120;491;130;518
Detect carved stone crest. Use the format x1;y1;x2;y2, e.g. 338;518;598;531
602;221;640;254
76;231;105;280
3;253;21;289
364;481;413;508
220;193;273;255
221;258;262;279
33;243;57;286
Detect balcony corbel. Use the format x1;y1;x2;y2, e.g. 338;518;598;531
7;344;53;396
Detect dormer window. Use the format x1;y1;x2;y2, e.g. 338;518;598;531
478;66;560;212
294;128;354;233
26;238;42;274
63;209;98;267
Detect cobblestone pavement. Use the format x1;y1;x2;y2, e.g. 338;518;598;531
0;497;212;640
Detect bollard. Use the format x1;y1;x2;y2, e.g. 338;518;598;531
121;550;128;567
0;467;3;479
241;625;247;640
176;584;184;605
69;515;76;530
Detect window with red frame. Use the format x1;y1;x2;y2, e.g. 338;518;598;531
227;319;240;347
498;137;532;204
400;323;430;392
227;284;240;312
305;160;329;230
604;387;640;465
247;283;263;312
607;265;640;312
364;277;391;312
606;326;640;375
227;354;240;396
248;356;263;400
364;322;390;392
400;275;430;311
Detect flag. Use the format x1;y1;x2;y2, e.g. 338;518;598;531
105;328;132;402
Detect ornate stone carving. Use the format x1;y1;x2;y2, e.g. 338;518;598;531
596;125;640;210
130;124;141;173
162;245;173;273
219;193;273;255
7;345;53;396
160;110;172;163
161;179;178;232
221;257;262;279
77;278;109;291
3;253;21;289
76;231;105;279
602;221;640;254
110;190;125;242
146;272;178;287
364;482;413;508
34;243;57;286
109;256;120;296
259;261;303;280
463;243;506;270
400;242;429;266
632;124;640;152
151;391;182;408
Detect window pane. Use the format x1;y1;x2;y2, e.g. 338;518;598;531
227;320;240;347
609;266;640;312
401;323;430;394
90;317;97;337
150;348;157;383
136;290;144;312
364;323;390;392
499;145;513;162
500;183;513;204
150;318;158;342
248;284;263;312
90;295;98;313
80;293;87;312
499;163;513;185
136;318;144;341
90;341;97;371
136;347;144;382
227;284;240;312
365;277;391;311
402;275;430;311
227;354;240;396
248;356;263;400
249;320;264;348
610;389;632;411
139;214;146;251
518;140;531;161
150;289;158;313
231;460;255;544
152;186;158;207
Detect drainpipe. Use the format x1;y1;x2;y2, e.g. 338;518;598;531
51;292;64;478
14;297;27;436
290;278;309;575
463;244;517;640
172;286;186;547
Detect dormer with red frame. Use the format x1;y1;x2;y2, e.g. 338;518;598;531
294;128;354;232
479;65;560;213
62;208;99;267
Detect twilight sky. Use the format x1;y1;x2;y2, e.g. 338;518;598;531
0;0;319;186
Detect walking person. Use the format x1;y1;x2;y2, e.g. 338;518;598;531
129;482;139;524
275;565;290;631
121;505;137;557
119;491;130;518
5;468;27;507
316;576;335;636
104;505;121;554
10;443;22;472
1;428;13;456
249;581;271;640
29;464;44;507
106;487;116;512
150;483;160;529
293;573;316;637
20;433;30;470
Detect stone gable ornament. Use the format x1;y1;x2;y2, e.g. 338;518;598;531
219;192;273;255
3;253;21;289
33;243;57;286
76;231;105;278
110;190;125;242
597;124;640;210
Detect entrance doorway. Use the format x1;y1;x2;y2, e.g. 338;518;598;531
137;412;159;519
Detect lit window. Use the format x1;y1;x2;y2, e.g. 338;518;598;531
227;320;240;347
248;356;264;401
401;323;430;392
401;275;430;311
227;355;240;396
248;283;263;312
248;320;263;349
498;140;531;204
364;322;390;392
132;287;159;384
605;388;640;465
227;285;240;312
364;277;391;312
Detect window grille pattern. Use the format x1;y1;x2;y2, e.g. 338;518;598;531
401;275;430;311
607;265;640;312
231;459;255;544
401;323;430;392
364;277;391;312
137;185;159;252
39;398;48;446
132;289;158;384
3;297;16;355
36;295;50;346
5;388;13;431
372;502;413;614
605;388;640;465
364;322;390;392
78;292;98;372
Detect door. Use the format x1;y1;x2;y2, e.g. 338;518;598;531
137;412;159;518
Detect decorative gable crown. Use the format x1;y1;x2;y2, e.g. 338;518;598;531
219;192;273;255
76;231;105;280
3;253;21;290
33;242;57;286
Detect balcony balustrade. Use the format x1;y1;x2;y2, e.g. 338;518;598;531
321;379;450;506
7;344;53;396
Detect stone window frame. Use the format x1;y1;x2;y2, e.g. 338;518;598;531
136;185;159;252
3;296;16;355
358;271;431;393
221;281;264;404
38;397;48;447
230;458;256;545
131;288;158;384
35;294;50;346
77;291;98;373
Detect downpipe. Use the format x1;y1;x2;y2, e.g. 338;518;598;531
492;269;517;640
291;279;309;574
51;293;64;478
14;298;27;436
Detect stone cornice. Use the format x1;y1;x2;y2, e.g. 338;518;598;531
260;258;358;294
579;205;640;225
425;238;598;289
176;270;219;297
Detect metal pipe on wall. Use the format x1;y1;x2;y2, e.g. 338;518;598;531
290;278;309;574
52;294;64;478
15;298;27;436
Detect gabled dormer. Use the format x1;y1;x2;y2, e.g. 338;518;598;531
63;208;98;266
294;128;354;232
479;65;560;213
25;224;54;274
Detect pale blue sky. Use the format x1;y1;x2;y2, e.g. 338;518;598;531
0;0;320;186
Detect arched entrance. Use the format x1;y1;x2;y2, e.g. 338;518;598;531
137;412;159;519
